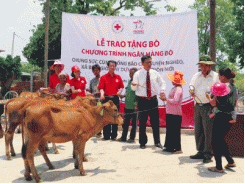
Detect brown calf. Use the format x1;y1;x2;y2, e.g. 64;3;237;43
22;100;123;182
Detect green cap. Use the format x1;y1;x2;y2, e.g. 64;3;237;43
197;55;215;65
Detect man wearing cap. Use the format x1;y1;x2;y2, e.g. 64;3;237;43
131;55;166;149
98;60;124;140
189;55;220;163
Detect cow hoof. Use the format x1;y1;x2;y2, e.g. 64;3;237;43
74;165;79;169
45;148;49;151
11;153;16;156
83;157;88;162
54;150;59;154
80;171;86;176
36;179;43;183
7;155;12;160
25;175;33;181
49;165;55;170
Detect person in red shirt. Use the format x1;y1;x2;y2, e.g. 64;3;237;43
98;60;124;140
41;60;70;92
69;65;87;99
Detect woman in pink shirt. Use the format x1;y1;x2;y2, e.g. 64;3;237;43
163;71;186;153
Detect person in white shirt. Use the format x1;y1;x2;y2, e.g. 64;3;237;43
189;55;220;163
131;55;166;149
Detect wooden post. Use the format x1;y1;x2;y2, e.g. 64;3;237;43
210;0;216;71
44;0;50;88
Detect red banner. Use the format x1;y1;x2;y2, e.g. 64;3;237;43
119;99;195;129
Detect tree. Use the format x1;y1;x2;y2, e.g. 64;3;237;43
189;0;242;65
224;0;244;68
23;0;174;68
21;62;42;74
0;55;22;99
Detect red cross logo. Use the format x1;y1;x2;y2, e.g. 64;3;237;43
114;24;121;30
112;21;124;33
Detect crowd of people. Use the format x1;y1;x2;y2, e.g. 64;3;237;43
40;55;238;174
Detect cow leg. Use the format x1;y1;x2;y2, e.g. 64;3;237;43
10;135;16;156
0;123;3;138
45;143;49;151
22;140;32;181
73;140;79;169
23;158;32;181
77;141;86;176
72;145;75;159
52;143;59;154
5;122;18;160
38;139;54;169
72;142;87;161
26;140;42;183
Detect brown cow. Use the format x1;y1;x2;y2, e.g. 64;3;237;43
3;91;68;160
4;93;98;160
4;95;59;160
22;100;123;182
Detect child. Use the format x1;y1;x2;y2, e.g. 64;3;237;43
206;68;237;123
163;70;186;154
117;68;138;143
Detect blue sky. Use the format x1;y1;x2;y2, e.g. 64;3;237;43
0;0;195;63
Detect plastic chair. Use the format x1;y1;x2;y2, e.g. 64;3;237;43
3;91;18;103
2;91;19;130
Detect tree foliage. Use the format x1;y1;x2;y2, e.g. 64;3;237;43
21;62;42;74
23;0;169;67
189;0;244;68
0;55;22;99
225;0;244;68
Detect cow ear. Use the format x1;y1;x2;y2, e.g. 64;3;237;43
100;108;104;116
96;105;105;116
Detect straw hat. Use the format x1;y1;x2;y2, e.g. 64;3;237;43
50;60;65;71
210;82;230;96
71;65;80;72
167;70;187;85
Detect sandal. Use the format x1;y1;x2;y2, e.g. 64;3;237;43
208;167;224;173
224;163;236;169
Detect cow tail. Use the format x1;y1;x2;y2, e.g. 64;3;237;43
21;110;27;159
21;139;28;159
4;98;15;132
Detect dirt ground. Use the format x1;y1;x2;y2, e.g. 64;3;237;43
0;131;244;183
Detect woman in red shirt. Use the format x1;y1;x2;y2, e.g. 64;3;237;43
69;65;87;99
40;60;70;92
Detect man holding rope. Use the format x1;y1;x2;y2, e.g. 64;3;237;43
98;60;124;141
189;55;219;163
131;55;166;149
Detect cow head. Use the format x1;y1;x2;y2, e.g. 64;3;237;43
95;100;123;125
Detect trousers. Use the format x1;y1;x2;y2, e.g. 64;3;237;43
121;108;137;140
103;96;119;139
212;112;234;170
138;97;160;145
194;103;214;158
